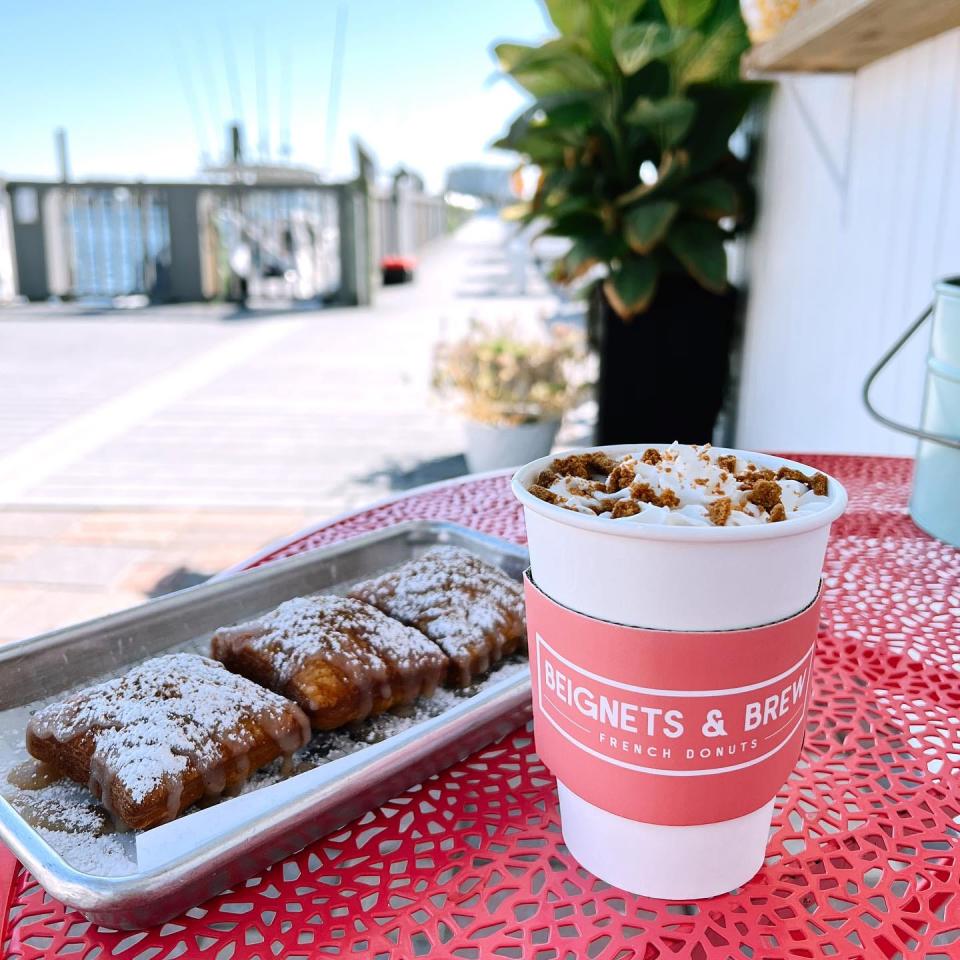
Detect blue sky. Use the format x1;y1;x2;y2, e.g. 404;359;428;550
1;0;552;190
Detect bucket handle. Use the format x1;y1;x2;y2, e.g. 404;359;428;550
862;302;960;450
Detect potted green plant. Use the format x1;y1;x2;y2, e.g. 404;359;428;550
493;0;768;443
432;320;589;472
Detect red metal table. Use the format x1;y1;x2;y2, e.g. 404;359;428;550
2;455;959;960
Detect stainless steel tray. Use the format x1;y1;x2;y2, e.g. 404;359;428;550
0;521;531;928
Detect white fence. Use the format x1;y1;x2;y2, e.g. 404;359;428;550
372;187;448;263
736;27;960;455
2;178;453;307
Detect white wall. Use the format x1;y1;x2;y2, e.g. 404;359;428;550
736;28;960;454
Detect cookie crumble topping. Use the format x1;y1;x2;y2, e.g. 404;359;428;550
526;445;831;527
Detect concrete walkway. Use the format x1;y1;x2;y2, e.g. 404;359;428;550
0;215;585;644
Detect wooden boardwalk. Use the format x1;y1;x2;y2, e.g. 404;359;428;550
0;215;577;644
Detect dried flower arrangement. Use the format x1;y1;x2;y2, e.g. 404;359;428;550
432;321;590;427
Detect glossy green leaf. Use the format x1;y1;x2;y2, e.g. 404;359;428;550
495;39;606;97
494;128;568;162
626;96;696;146
611;23;689;75
544;97;598;130
491;0;762;299
616;150;690;206
679;177;739;217
624;200;679;254
541;210;607;240
495;42;539;72
660;0;715;29
553;238;606;282
666;220;727;292
604;257;659;318
495;93;598;156
543;0;590;36
676;16;748;87
596;0;649;25
681;82;767;174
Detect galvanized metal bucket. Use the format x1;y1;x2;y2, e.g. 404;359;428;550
863;277;960;547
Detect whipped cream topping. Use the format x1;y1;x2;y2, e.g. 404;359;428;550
528;444;831;527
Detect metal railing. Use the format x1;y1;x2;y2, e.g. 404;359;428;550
372;187;449;264
66;186;171;298
2;173;452;306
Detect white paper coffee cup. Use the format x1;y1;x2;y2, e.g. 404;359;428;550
512;444;848;899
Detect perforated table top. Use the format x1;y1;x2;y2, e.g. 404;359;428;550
2;455;959;960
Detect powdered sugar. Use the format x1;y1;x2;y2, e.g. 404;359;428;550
349;546;526;671
28;654;310;808
35;827;137;876
215;595;445;686
7;778;111;835
4;773;137;875
5;543;528;878
5;656;528;876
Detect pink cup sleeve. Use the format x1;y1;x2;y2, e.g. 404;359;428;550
525;572;824;826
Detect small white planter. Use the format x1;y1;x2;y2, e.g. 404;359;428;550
464;418;560;473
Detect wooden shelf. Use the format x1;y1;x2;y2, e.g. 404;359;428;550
742;0;960;74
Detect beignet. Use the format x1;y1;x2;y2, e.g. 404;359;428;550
349;546;526;687
211;595;449;729
25;653;311;831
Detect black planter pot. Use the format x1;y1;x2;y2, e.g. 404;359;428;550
594;275;738;445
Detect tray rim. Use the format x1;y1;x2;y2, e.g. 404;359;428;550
0;517;521;668
0;519;530;913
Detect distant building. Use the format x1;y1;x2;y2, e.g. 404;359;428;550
201;161;327;186
445;165;515;206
